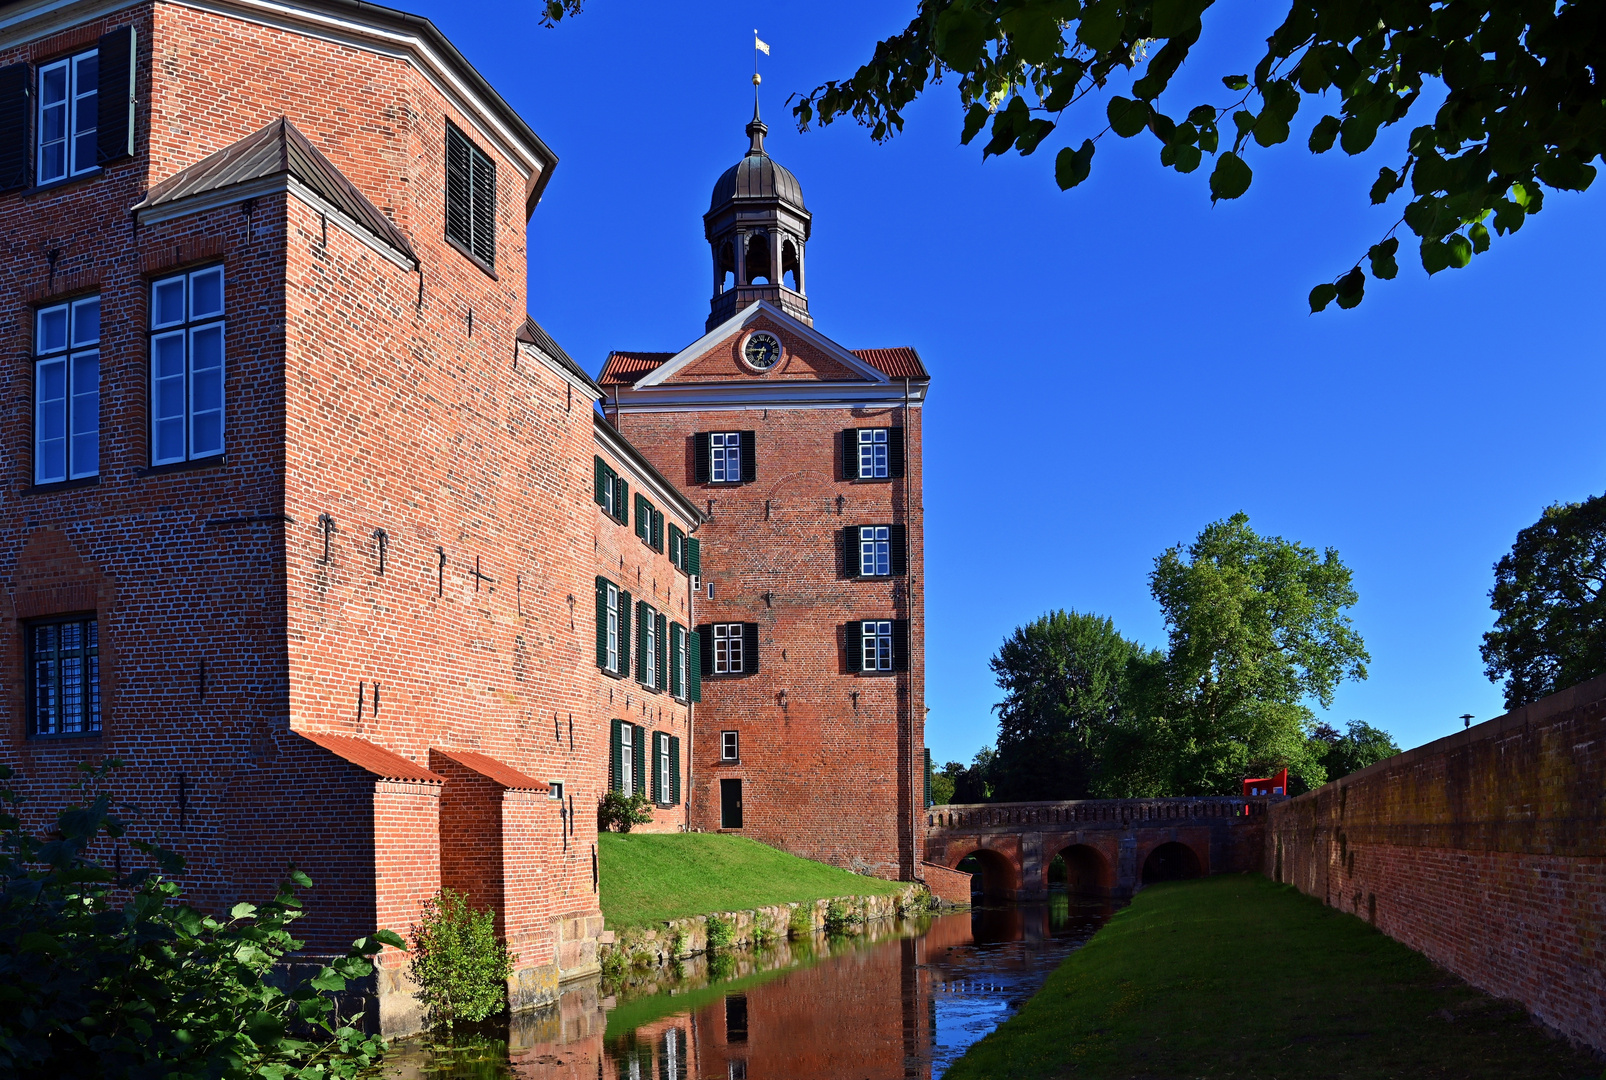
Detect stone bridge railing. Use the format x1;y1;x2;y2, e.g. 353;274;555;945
926;796;1271;831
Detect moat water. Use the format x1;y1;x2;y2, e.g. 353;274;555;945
385;893;1114;1080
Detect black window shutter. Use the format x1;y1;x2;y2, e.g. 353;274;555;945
470;144;496;268
595;576;609;669
844;525;860;578
618;591;632;678
742;623;760;674
444;123;473;252
594;456;607;506
610;719;622;793
740;431;757;482
97;27;136;164
842;429;856;480
687;537;701;577
670;736;681;804
890;524;908;575
894;619;911;671
656;613;668;691
694;433;710;483
0;64;31;192
615;478;629;523
889;427;906;478
689;631;702;701
845;622;863;673
698;624;714;677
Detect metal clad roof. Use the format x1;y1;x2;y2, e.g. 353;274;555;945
134;117;417;263
851;348;929;379
433;749;550;791
599;351;674;384
299;732;444;783
710;152;805;211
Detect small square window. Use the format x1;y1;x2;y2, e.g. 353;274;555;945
549;780;565;801
721;731;739;761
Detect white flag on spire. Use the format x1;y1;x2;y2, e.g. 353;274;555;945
754;32;770;55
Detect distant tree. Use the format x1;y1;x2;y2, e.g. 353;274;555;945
1480;494;1606;709
930;764;957;805
1148;513;1369;794
1309;720;1401;783
950;747;996;803
789;0;1605;311
988;610;1160;801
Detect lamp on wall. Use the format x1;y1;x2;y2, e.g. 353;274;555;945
777;689;788;709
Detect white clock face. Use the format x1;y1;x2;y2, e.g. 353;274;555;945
743;331;781;371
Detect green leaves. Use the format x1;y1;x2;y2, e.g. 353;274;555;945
1222;74;1249;91
1209;152;1252;201
1056;139;1096;189
1308;283;1337;313
1308;115;1340;153
1077;0;1125;51
1368;237;1399;279
1108;96;1150;138
1369;166;1401;204
933;5;992;70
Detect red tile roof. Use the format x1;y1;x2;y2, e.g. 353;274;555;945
599;351;674;384
433;749;550;792
598;347;928;384
299;732;443;783
851;348;928;379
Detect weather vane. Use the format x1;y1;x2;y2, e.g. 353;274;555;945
753;28;770;97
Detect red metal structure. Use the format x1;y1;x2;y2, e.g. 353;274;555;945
1243;768;1289;799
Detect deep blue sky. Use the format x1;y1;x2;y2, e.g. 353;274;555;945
417;1;1603;763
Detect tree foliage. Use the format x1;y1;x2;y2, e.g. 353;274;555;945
0;762;400;1079
1309;720;1401;782
1480;492;1606;708
988;610;1161;800
597;791;655;833
408;889;515;1032
791;0;1605;309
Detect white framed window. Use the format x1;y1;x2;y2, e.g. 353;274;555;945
659;733;671;804
710;431;741;483
548;780;564;801
859;525;891;576
34;296;100;484
150;265;226;465
605;584;620;672
713;623;743;674
857;428;889;479
677;628;688;698
37;48;99;185
862;620;894;672
620;723;634;797
721;730;739;761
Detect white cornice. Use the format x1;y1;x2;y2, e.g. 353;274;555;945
609;379;927;413
593;420;704;530
636;300;890;388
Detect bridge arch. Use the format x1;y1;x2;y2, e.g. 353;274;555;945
950;845;1021;902
1140;840;1204;884
1049;842;1114;896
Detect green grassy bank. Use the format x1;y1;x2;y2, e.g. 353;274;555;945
948;875;1601;1080
597;832;906;928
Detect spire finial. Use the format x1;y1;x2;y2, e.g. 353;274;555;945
749;30;770;153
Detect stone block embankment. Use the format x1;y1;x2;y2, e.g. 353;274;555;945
1267;673;1606;1050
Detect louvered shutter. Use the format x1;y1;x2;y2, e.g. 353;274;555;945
890;524;908;575
844;525;861;578
637;601;650;685
594;456;607;506
652;510;664;551
698;625;713;677
888;427;906;478
742;623;760;674
740;431;757;482
670;736;681;804
0;64;30;192
609;719;622;792
618;591;632;678
925;749;933;807
689;631;702;701
634;494;647;541
842;430;857;480
470;142;496;268
687;537;701;577
615;478;629;523
669;623;683;698
845;622;863;673
634;724;647;792
595;577;609;668
655;613;668;691
650;732;662;805
893;619;911;672
97;27;136;164
694;433;710;483
444;123;473;253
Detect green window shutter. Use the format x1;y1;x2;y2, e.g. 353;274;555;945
689;630;702;702
618;591;632;678
656;613;668;691
610;719;622;793
651;731;662;805
637;601;650;684
845;621;863;673
687;537;701;577
634;725;648;792
670;736;681;805
653;510;664;551
669;623;683;698
595;576;609;669
616;479;629;523
594;456;606;507
634;495;646;540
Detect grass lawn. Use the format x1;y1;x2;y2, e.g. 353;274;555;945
597;832;906;928
947;874;1602;1080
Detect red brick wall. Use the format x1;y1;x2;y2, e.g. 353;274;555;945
1267;674;1606;1050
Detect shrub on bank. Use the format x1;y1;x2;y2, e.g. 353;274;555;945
409;888;515;1032
597;792;654;833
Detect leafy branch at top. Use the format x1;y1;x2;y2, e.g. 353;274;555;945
791;0;1604;310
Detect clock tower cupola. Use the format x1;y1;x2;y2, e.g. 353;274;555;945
705;100;812;331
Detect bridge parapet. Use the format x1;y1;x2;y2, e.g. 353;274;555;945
927;797;1271;832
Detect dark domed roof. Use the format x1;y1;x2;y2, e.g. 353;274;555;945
709;108;805;212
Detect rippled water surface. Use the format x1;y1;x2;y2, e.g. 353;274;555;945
386;893;1113;1080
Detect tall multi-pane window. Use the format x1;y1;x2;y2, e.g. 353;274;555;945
29;617;100;736
619;723;634;797
857;428;888;479
150;266;225;465
659;733;672;804
713;623;743;674
859;525;890;576
710;432;741;482
34;296;99;483
605;584;620;672
862;620;894;671
37;48;98;184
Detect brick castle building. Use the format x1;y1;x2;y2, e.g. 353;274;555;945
0;0;926;1034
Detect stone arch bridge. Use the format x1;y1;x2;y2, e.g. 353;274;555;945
925;797;1272;901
